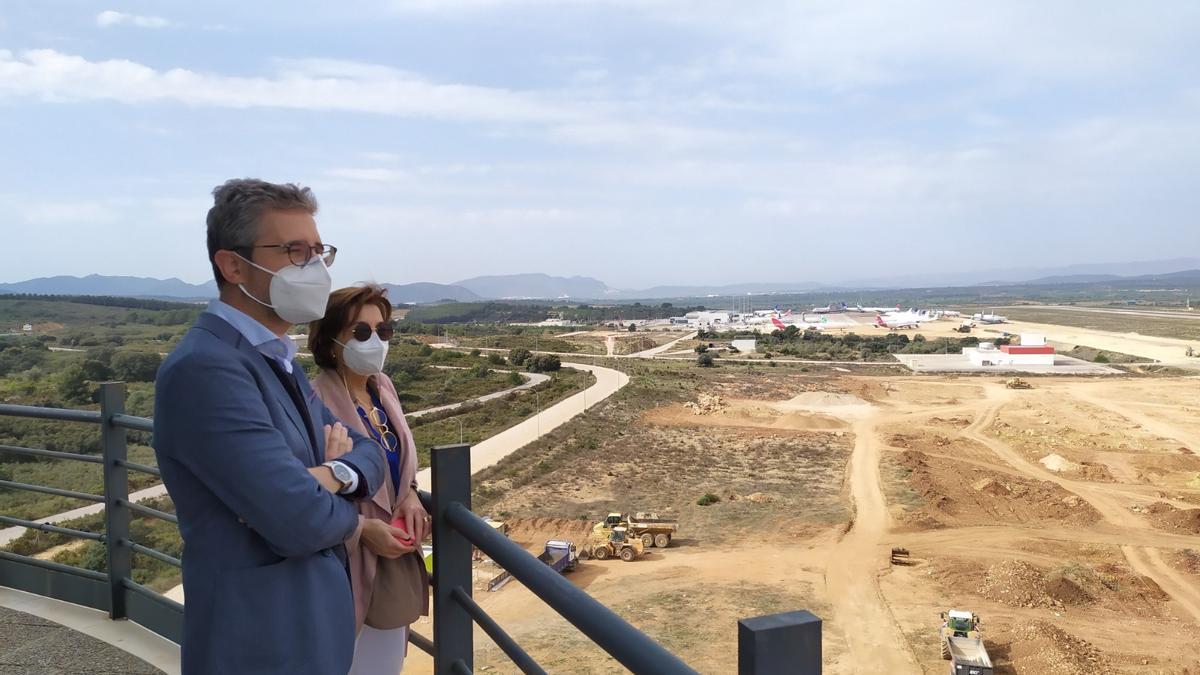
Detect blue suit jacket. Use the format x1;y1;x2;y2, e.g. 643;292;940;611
153;312;386;674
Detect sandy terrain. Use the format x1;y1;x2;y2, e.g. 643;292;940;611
406;349;1200;673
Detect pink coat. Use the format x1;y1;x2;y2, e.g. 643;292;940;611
310;369;428;633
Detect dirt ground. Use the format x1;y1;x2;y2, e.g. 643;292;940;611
407;359;1200;674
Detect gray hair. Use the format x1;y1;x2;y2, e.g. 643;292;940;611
206;178;320;285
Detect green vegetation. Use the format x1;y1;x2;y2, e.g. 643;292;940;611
458;333;582;353
402;300;706;326
725;327;984;361
6;496;181;592
697;493;720;506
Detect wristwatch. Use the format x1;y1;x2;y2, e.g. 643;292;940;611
323;461;354;492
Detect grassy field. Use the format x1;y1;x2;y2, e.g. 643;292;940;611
999;307;1200;341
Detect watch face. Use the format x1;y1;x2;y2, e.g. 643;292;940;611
331;463;351;483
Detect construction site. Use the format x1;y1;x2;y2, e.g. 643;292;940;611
402;309;1200;674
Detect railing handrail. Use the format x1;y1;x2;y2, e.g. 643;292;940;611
2;385;820;673
0;402;102;424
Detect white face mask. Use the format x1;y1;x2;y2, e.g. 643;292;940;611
236;253;332;324
336;334;389;375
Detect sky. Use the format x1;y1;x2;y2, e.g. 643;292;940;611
1;1;1198;290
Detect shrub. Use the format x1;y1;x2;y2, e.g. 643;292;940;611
509;347;532;366
487;353;505;366
111;351;162;382
527;354;561;373
697;493;720;506
697;353;715;367
1094;353;1110;363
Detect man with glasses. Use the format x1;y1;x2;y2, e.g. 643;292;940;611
153;179;386;675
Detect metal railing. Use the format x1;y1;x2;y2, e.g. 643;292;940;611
0;382;822;674
0;382;182;642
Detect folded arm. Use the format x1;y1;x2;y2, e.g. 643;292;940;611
158;356;361;558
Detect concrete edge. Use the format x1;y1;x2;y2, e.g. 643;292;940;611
0;587;180;675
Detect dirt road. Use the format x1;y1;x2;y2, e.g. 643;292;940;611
960;386;1200;623
824;417;919;673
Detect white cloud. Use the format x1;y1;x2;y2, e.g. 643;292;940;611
0;50;739;150
0;50;570;122
96;10;172;29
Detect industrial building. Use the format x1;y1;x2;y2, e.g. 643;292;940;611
963;333;1055;367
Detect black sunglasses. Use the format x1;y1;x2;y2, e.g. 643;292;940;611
351;322;394;342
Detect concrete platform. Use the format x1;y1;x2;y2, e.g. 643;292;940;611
0;588;178;674
892;353;1121;375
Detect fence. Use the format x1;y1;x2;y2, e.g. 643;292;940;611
0;381;821;674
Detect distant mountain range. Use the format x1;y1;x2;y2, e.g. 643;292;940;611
0;274;218;301
3;258;1199;303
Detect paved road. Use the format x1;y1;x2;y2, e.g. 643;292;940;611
407;370;549;419
994;305;1200;321
629;331;697;358
0;483;170;548
413;361;628;491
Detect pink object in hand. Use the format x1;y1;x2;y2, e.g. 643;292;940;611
390;517;416;546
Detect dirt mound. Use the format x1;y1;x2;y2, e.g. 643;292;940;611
1138;502;1200;534
775;391;873;419
897;450;1102;528
1004;621;1107;674
1172;549;1200;575
978;560;1051;608
683;393;727;415
1039;453;1081;473
500;517;595;550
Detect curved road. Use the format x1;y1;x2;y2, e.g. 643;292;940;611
414;361;628;491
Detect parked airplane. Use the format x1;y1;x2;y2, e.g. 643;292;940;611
854;303;901;313
874;314;919;330
972;312;1007;324
811;302;849;314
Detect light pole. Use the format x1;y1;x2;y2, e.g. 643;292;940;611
456;417;464;444
535;389;541;437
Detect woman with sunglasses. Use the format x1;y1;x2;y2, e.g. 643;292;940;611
308;284;429;674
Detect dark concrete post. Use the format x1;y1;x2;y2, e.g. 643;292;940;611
99;382;131;620
738;610;822;675
431;443;474;675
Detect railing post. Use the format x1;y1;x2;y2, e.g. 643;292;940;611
432;443;474;674
100;381;131;620
738;610;822;675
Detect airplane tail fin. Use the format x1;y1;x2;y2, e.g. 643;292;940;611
772;317;787;330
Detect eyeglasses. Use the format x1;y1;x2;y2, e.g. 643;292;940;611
356;403;398;453
238;242;337;268
351;322;395;342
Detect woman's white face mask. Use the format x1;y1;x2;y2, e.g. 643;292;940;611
336;334;389;376
236;253;332;325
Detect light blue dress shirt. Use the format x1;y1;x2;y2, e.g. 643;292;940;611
204;299;299;374
203;299;359;493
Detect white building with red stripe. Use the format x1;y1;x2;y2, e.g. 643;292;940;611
964;333;1055;367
